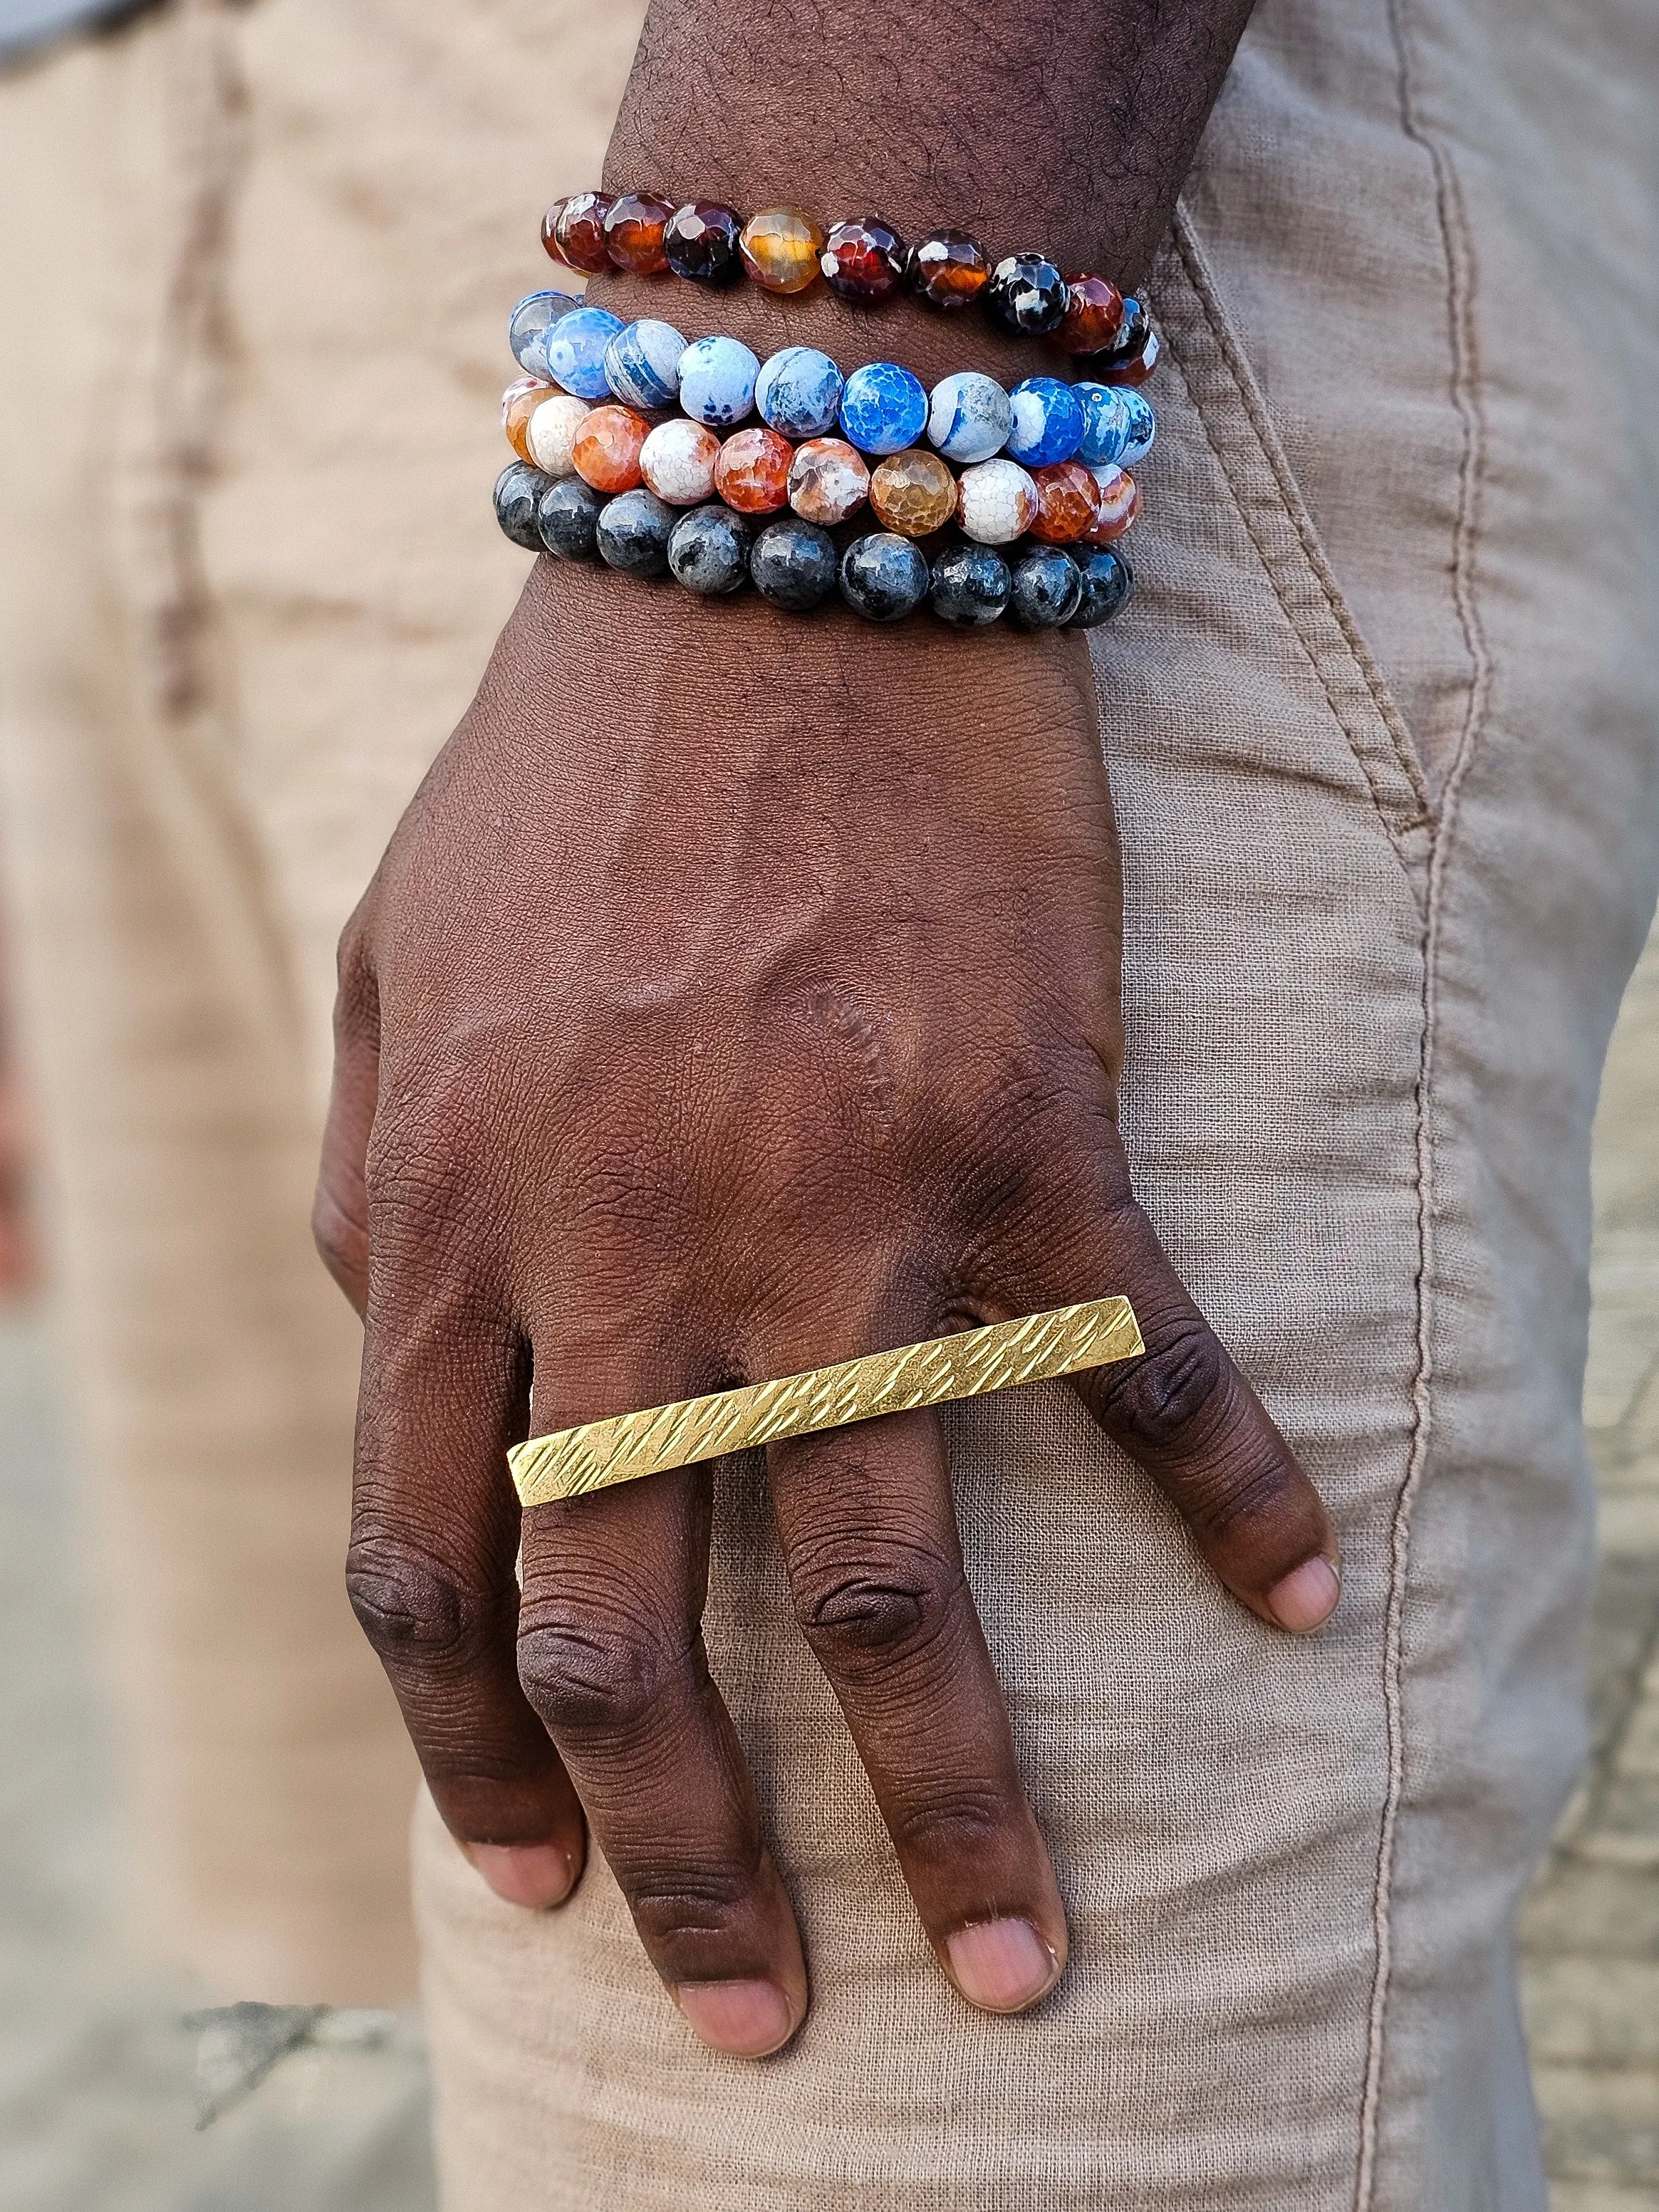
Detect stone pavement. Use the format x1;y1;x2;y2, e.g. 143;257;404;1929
0;928;1654;2210
1520;922;1659;2212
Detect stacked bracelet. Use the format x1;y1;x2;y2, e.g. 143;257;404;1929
539;189;1158;371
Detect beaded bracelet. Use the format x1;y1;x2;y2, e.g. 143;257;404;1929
539;189;1158;367
494;457;1134;632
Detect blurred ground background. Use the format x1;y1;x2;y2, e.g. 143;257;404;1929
0;924;1654;2210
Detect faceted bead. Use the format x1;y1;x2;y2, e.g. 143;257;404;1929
1006;377;1085;467
509;289;581;377
1103;326;1160;387
786;437;870;526
495;461;551;550
544;306;625;400
677;335;760;427
639;417;721;505
926;370;1012;464
1101;296;1150;363
526;392;592;478
1068;543;1134;627
838;361;929;455
956;457;1040;544
868;448;958;538
1054;274;1125;355
536;477;603;560
930;542;1011;626
1075;382;1130;467
603;318;687;412
571;404;651;494
1009;544;1083;628
907;231;991;312
984;253;1070;338
668;504;752;595
1028;461;1102;543
754;347;844;438
603;192;675;274
553;191;615;274
713;426;794;513
1083;464;1141;542
664;202;744;286
540;199;572;266
750;518;839;611
739;208;826;295
595;487;677;575
839;533;930;622
502;377;555;464
1115;387;1156;464
821;216;908;304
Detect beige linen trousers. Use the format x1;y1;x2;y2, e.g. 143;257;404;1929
1;0;1657;2202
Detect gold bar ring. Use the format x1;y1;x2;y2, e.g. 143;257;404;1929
508;1294;1143;1508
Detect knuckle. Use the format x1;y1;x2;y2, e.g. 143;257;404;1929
516;1604;678;1738
1101;1321;1227;1454
345;1532;499;1674
1180;1451;1308;1546
624;1863;759;1946
789;1530;965;1674
888;1788;1011;1871
311;1179;366;1290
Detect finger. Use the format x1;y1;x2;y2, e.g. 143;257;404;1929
352;1285;586;1907
313;912;380;1316
518;1347;807;2060
996;1189;1340;1634
769;1407;1066;2015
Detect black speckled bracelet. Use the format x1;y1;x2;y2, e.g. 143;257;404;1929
494;460;1134;632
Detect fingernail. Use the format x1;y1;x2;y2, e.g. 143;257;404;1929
946;1919;1059;2013
464;1841;577;1909
675;1978;795;2057
1267;1555;1341;1633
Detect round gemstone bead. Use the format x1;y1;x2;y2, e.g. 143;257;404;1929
1010;544;1083;628
739;207;826;294
868;447;957;538
1084;464;1141;542
571;404;650;494
712;425;794;513
494;461;551;550
602;318;688;412
786;437;870;525
595;487;676;575
907;230;991;312
536;477;603;560
1028;460;1102;543
1055;274;1125;355
509;289;581;377
502;376;555;464
677;335;760;427
540;199;571;266
956;457;1040;544
926;370;1012;464
1075;382;1131;466
1115;387;1156;465
984;252;1070;338
667;504;752;595
1069;544;1135;627
754;346;845;438
553;191;615;274
839;532;930;622
930;542;1011;626
544;306;625;400
1006;377;1085;467
664;201;744;286
526;392;592;478
821;216;908;303
1103;325;1161;387
603;192;675;274
639;417;721;505
839;361;929;455
750;518;839;611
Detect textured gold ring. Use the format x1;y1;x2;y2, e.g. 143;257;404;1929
509;1294;1143;1507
